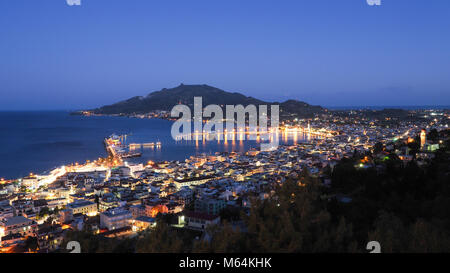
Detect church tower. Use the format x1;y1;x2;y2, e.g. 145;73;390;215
420;129;427;149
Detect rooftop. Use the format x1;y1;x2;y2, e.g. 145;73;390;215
102;209;131;218
3;216;33;227
135;216;156;223
184;210;219;221
67;200;95;209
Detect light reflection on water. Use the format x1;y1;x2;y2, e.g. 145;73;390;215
0;111;320;179
125;130;319;166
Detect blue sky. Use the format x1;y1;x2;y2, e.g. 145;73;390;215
0;0;449;110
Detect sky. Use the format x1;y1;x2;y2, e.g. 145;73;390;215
0;0;449;110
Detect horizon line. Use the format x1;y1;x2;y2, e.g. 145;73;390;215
1;104;450;112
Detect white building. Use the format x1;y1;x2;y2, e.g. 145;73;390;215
0;203;14;222
1;216;37;237
21;175;39;189
100;208;132;230
66;200;98;216
182;211;220;231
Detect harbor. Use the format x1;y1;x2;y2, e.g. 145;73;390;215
104;134;145;160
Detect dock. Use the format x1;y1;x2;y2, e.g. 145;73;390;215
129;142;162;149
104;134;144;160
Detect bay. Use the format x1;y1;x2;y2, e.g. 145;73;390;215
0;111;308;179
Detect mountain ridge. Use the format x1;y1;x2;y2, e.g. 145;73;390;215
89;84;326;118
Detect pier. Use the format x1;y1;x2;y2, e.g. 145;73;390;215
104;134;143;161
129;142;162;149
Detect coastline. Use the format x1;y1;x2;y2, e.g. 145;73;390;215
2;106;448;181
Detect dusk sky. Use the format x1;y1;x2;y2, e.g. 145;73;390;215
1;0;449;110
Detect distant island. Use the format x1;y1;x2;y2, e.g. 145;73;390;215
74;84;444;122
76;84;326;119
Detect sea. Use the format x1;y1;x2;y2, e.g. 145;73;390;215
3;106;445;180
0;111;308;180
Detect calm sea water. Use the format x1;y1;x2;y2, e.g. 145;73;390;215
0;111;306;180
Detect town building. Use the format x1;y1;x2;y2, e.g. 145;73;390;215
182;211;220;231
66;200;98;216
130;216;156;232
100;208;132;230
195;198;226;215
1;215;37;237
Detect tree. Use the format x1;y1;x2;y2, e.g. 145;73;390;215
135;221;185;253
407;219;450;252
427;129;439;142
39;207;51;218
368;211;407;253
373;142;384;154
24;236;39;252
